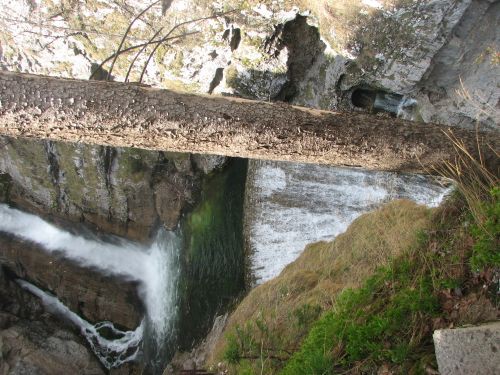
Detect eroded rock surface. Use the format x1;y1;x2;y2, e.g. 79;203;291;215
433;322;500;375
0;137;201;241
0;267;106;375
0;233;143;330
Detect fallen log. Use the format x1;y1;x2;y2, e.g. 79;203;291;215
0;71;497;173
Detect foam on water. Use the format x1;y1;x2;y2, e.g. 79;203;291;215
246;161;453;283
17;280;144;369
0;204;180;368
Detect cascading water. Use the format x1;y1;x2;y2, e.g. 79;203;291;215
17;280;145;369
0;203;180;370
245;161;454;283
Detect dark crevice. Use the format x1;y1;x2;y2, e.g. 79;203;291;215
229;28;241;51
101;146;117;221
350;87;408;117
89;62;113;81
102;146;116;192
351;88;377;110
208;67;224;94
43;141;62;211
265;15;326;102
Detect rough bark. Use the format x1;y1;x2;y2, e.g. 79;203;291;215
0;71;497;173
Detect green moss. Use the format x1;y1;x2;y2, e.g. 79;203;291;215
5;139;56;199
161;78;200;93
178;158;247;350
469;187;500;271
55;142;90;209
303;83;315;102
117;147;157;184
169;51;184;76
225;65;239;89
155;44;169;66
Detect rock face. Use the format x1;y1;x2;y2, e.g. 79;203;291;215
0;266;106;375
0;233;143;330
0;137;202;241
433;322;500;375
291;0;499;129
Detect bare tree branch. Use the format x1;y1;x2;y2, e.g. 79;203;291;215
107;0;161;80
89;31;198;80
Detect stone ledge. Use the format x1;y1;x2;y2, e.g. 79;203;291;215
433;321;500;375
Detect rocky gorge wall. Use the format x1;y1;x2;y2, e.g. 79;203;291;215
0;136;246;373
0;136;227;242
2;0;497;129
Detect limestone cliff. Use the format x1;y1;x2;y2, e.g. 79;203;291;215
0;137;225;241
2;0;496;129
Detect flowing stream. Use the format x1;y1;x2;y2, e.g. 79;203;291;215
0;203;180;369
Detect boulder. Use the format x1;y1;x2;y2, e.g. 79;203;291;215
433;322;500;375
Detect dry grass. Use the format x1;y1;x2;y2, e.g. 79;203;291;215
432;131;498;225
209;199;434;368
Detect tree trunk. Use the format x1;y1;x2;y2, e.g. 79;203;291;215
0;71;497;173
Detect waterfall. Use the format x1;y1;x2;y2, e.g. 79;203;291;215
245;161;453;283
0;203;180;368
17;280;144;369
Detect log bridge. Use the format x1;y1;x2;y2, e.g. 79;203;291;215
0;71;497;174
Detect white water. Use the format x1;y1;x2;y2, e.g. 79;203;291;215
17;280;144;369
246;161;453;283
0;204;180;367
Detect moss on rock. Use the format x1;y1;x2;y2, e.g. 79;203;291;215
178;157;248;350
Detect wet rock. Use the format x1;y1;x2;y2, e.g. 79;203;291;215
168;314;228;373
0;138;201;242
0;234;143;330
433;322;500;375
0;267;105;375
191;154;227;174
1;323;106;375
154;180;187;230
109;362;144;375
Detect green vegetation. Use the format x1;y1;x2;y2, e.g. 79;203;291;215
211;200;436;373
214;152;498;374
469;187;500;271
282;252;438;374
